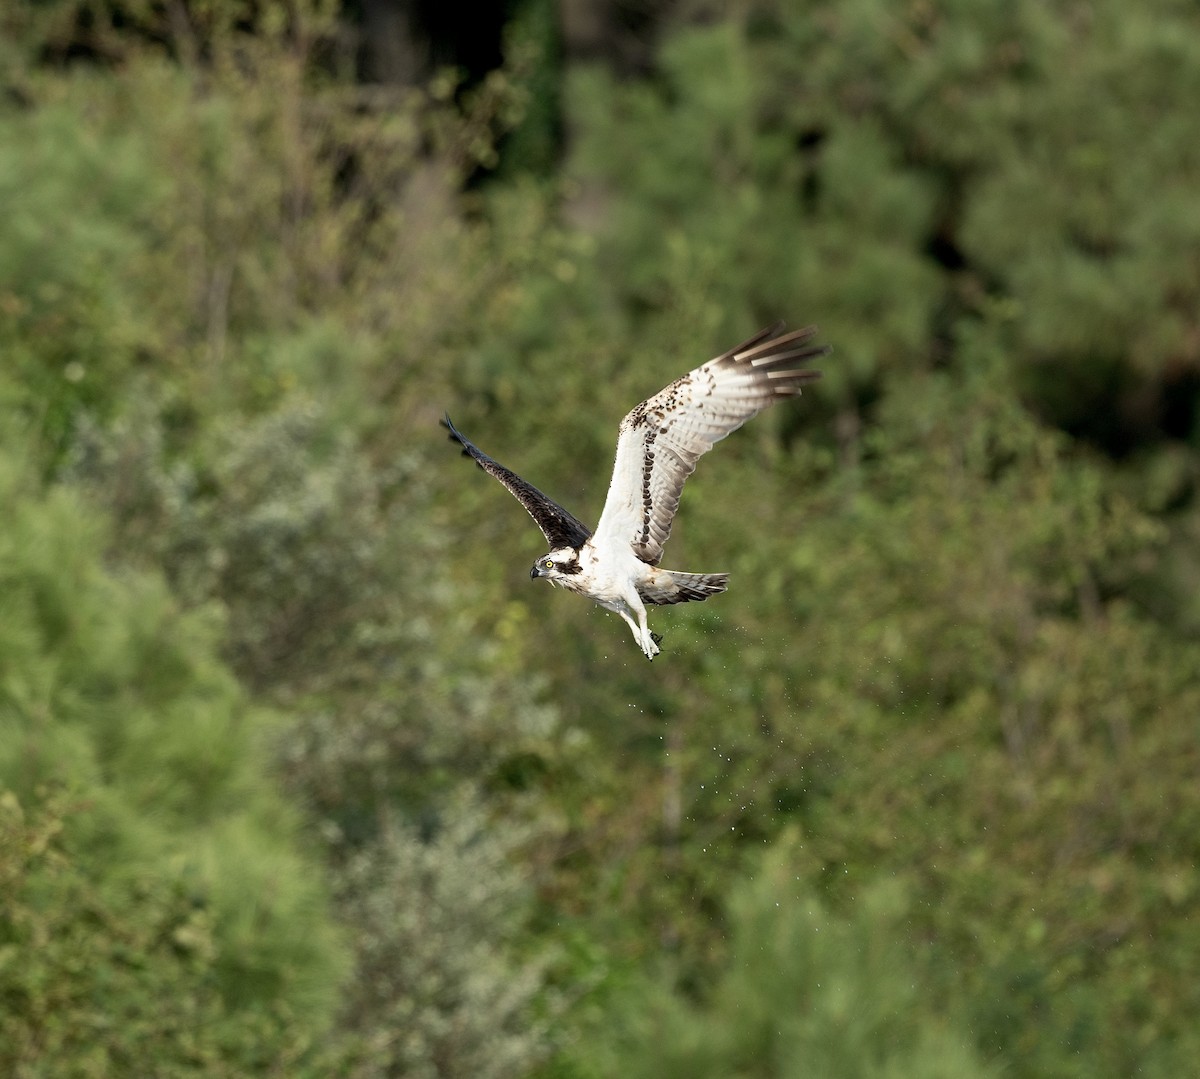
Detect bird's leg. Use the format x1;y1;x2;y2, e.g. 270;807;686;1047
617;602;660;660
634;605;660;660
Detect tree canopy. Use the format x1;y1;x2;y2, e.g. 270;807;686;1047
2;1;1198;1075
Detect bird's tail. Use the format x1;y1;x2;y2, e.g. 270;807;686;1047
643;569;729;606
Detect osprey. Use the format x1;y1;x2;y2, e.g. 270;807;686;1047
444;323;828;659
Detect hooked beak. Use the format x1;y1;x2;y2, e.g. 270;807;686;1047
530;565;541;579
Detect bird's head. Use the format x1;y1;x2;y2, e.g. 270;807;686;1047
530;548;582;583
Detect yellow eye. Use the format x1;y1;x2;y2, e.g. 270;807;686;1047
543;559;554;569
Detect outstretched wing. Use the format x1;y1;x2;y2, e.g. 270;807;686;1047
591;323;827;566
442;415;593;550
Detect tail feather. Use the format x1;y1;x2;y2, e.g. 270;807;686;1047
642;569;729;606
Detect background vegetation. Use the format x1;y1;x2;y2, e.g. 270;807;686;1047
2;0;1198;1075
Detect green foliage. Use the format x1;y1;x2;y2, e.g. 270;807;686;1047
72;400;391;692
774;372;1200;1074
0;790;347;1079
66;333;566;1079
564;22;941;386
337;797;553;1079
0;450;347;1075
593;835;998;1079
753;0;1200;446
4;1;1200;1077
521;366;1200;1077
3;23;565;1067
0;93;163;459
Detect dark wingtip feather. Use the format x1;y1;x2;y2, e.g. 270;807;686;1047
441;412;482;463
442;414;481;461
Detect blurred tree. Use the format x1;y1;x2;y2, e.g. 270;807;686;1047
5;1;1200;1077
337;796;553;1079
590;834;999;1079
70;389;568;1073
564;0;1200;443
0;448;348;1075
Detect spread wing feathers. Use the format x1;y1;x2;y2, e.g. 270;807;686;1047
442;415;592;550
592;324;827;566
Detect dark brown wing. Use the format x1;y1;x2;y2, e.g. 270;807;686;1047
442;415;592;550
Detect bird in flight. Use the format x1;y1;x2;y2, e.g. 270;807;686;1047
444;323;828;659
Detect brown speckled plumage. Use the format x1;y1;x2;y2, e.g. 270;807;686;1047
592;323;826;566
